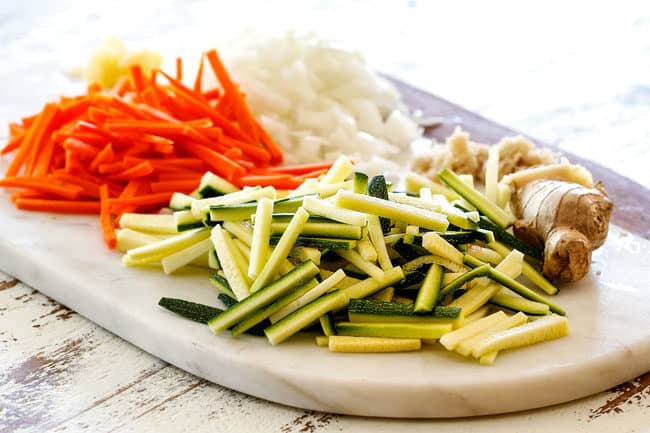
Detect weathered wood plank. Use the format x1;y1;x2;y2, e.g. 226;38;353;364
0;272;166;433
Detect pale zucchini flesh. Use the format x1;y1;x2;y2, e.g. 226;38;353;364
367;215;393;271
439;311;508;351
413;264;444;313
120;213;178;234
265;290;349;345
211;226;251;301
328;336;421;353
161;238;212;274
248;198;274;279
251;207;310;292
126;228;210;264
472;314;569;357
336;322;452;339
230;278;319;336
303;196;368;226
438;168;514;228
208;260;320;334
269;269;346;323
456;312;528;357
335;190;449;232
335;249;385;281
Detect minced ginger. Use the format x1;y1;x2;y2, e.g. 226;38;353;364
411;127;556;183
411;127;613;284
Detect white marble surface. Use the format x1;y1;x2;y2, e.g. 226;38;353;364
2;0;650;431
1;159;649;417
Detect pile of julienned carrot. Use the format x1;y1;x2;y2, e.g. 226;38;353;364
0;49;334;249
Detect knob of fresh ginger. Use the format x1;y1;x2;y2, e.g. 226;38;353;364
510;179;613;283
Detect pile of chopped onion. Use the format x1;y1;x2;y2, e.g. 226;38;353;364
227;34;421;174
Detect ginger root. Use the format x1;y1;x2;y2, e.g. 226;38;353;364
411;128;555;184
511;179;613;283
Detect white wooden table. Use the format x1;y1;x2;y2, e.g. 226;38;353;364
2;1;649;432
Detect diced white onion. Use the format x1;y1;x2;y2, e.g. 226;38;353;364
227;34;422;168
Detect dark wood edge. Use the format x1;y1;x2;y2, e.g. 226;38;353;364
389;76;650;241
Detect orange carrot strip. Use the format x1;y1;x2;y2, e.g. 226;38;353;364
237;174;303;190
9;122;25;137
90;143;115;172
62;137;100;161
129;65;146;93
0;176;84;200
87;107;114;125
99;184;116;248
234;159;256;171
120;141;152;157
298;168;330;179
140;87;160;108
156;170;203;181
65;149;86;174
203;89;220;100
98;161;126;174
11;189;48;202
266;161;336;175
205;50;258;141
123;157;203;171
32;138;58;175
21;113;39;127
55;131;108;147
102;120;211;146
7;103;57;177
257;127;283;165
221;136;271;163
87;83;102;94
178;141;245;181
15;198;100;214
197;126;223;141
193;55;204;92
52;173;102;199
153;140;174;154
107;161;154;181
256;122;283;164
112;76;132;96
224;147;243;159
112;179;146;221
1;130;25;155
151;179;200;193
155;69;250;142
175;57;183;81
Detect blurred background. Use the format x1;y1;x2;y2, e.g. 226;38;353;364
1;0;649;185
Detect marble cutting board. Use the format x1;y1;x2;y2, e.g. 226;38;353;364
1;82;650;418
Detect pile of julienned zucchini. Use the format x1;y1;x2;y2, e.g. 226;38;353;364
118;155;569;365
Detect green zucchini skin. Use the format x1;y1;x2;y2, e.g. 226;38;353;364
198;186;224;199
368;175;391;233
395;270;427;290
158;297;222;324
208;260;321;334
490;293;550;316
209;274;236;299
437;264;491;301
478;216;542;260
269;235;356;250
218;293;237;308
320;312;337;336
353;172;369;194
392;239;430;261
348;298;461;319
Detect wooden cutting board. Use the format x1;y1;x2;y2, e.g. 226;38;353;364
1;80;649;418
